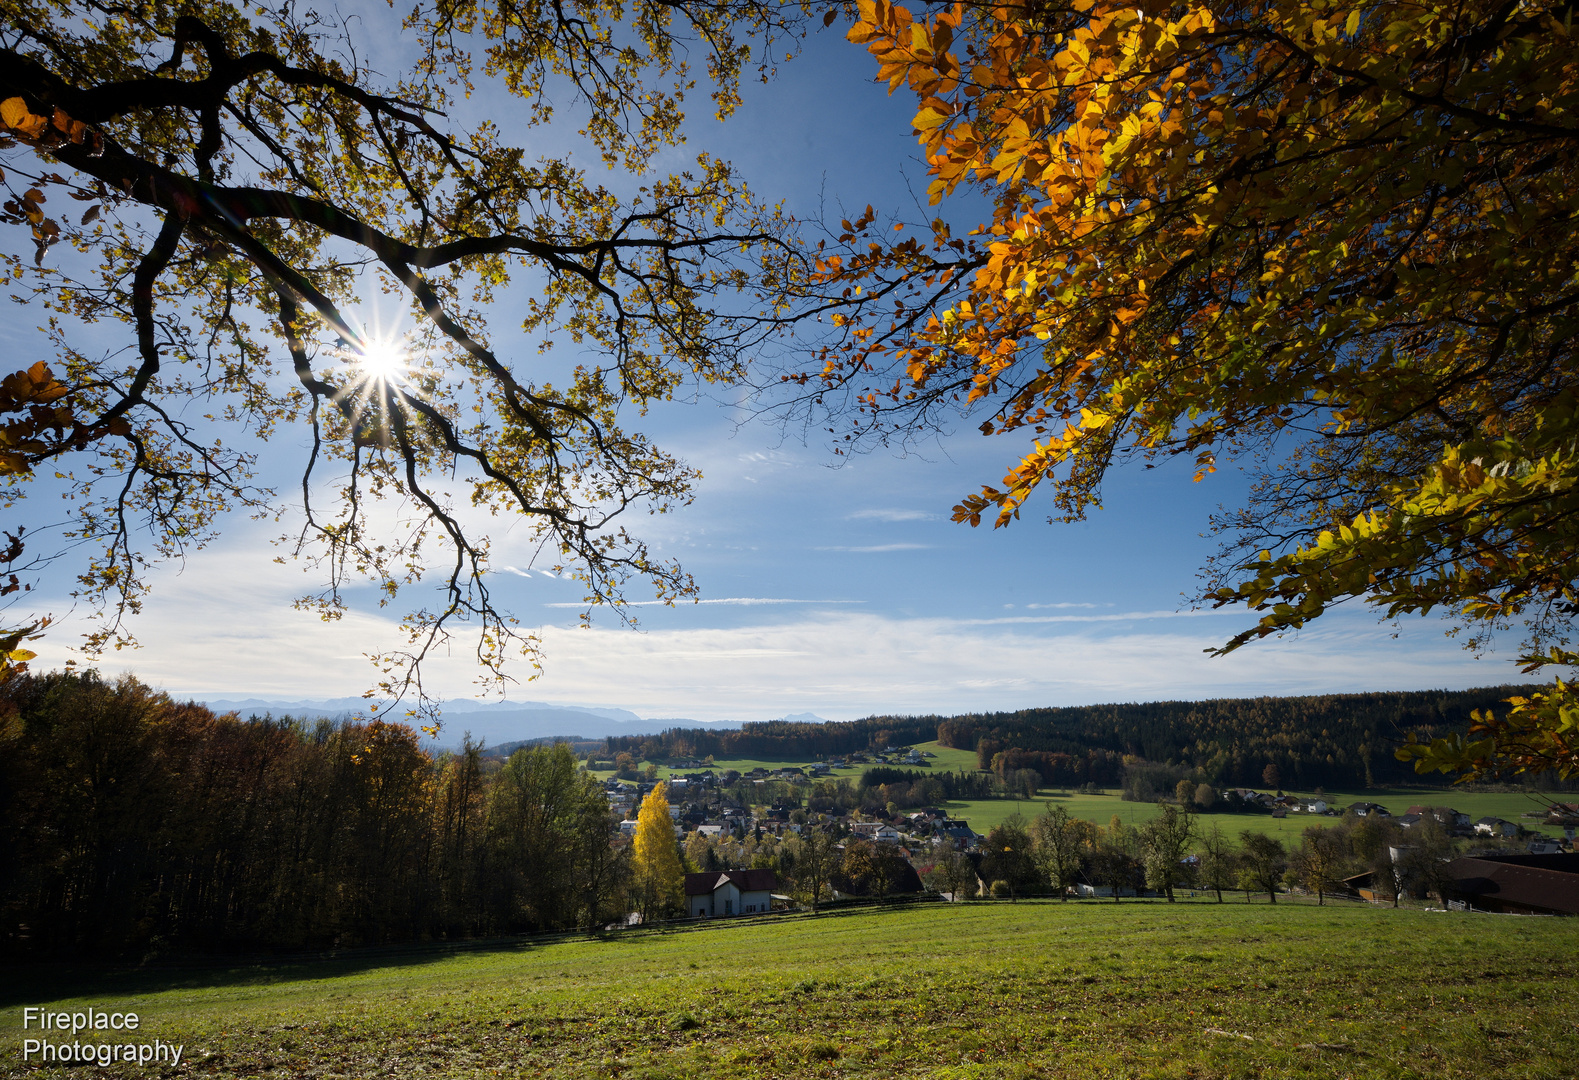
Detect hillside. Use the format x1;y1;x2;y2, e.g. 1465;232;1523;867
608;685;1543;790
8;902;1575;1079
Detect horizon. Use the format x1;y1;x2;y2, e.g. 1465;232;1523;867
179;680;1539;733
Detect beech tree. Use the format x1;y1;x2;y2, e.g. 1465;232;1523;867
802;0;1579;778
1029;801;1088;899
0;0;805;709
922;842;975;900
1238;831;1286;903
787;827;836;911
1136;802;1193;901
1289;824;1346;905
1196;822;1237;903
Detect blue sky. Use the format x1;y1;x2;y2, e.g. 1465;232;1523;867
13;19;1525;722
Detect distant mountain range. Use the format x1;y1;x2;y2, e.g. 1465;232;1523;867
197;696;827;748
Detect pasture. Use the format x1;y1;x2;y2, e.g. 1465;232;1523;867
6;900;1575;1079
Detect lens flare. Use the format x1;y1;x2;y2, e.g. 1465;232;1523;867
354;335;409;381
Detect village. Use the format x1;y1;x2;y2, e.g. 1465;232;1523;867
589;744;1579;919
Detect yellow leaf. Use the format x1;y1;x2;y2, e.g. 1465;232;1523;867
0;97;46;139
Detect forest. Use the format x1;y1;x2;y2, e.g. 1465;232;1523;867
0;671;628;957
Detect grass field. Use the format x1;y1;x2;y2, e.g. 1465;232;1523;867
949;788;1570;843
7;901;1576;1079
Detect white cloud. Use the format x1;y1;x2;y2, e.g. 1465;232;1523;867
845;508;935;522
814;543;930;552
1025;602;1111;610
542;597;864;608
958;609;1242;626
30;555;1514;725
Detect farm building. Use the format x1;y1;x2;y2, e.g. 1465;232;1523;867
1441;854;1579;916
685;869;776;918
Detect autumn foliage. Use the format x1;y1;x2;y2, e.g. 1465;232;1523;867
808;0;1579;778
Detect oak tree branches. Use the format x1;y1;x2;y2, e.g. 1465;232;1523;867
0;0;806;717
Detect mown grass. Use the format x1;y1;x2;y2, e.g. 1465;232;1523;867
6;901;1576;1079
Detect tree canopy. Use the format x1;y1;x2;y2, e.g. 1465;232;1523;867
797;0;1579;778
0;0;807;712
632;780;684;918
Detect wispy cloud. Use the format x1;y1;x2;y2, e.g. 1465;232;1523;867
814;543;930;552
28;526;1510;726
543;597;865;609
1025;602;1112;610
961;609;1241;626
845;509;935;522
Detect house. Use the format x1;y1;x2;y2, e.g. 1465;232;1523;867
1475;816;1518;838
696;824;726;838
1544;802;1579;825
1440;854;1579;915
685;869;777;918
851;822;902;844
1408;806;1471;829
942;820;978;848
1349;802;1390;817
1300;799;1329;814
1527;839;1565;855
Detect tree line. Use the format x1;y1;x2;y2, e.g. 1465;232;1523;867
603;719;940;763
925;803;1463;908
0;671;630;957
939;688;1542;790
605;687;1541;792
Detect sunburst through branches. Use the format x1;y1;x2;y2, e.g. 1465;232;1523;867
333;313;426;448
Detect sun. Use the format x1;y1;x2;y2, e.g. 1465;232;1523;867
354;335;409;382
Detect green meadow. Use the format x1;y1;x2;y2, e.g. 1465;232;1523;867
6;901;1575;1079
949;787;1569;844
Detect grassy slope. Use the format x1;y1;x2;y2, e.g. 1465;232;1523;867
7;902;1576;1079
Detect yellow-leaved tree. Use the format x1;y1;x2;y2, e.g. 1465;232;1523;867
796;0;1579;780
632;781;684;921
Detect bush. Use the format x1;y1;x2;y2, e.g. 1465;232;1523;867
989;879;1013;898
